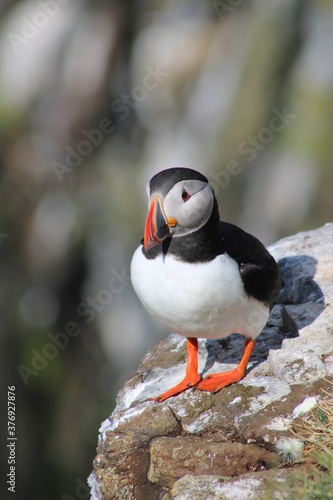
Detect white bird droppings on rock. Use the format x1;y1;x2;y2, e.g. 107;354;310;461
229;396;242;406
292;396;317;418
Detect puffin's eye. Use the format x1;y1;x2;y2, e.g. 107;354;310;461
181;188;191;202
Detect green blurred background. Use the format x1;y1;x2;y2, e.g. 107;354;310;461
0;0;332;498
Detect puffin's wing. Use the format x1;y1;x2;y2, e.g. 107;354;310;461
219;221;281;307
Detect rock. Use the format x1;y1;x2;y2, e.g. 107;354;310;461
170;467;310;500
89;223;333;499
148;437;277;487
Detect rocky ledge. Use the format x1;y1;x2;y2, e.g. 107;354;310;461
89;223;333;499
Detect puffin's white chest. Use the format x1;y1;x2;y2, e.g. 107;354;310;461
130;246;269;339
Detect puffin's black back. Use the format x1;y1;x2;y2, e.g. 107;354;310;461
218;221;282;308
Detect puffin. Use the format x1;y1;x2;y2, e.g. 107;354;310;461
131;167;281;402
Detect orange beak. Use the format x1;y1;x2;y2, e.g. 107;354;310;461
144;195;176;251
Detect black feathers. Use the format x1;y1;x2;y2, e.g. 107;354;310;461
219;222;281;307
149;167;208;198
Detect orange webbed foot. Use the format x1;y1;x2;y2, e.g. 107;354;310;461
149;372;202;402
196;338;256;394
149;337;200;403
195;368;244;393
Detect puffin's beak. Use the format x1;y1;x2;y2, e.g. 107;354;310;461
144;195;177;251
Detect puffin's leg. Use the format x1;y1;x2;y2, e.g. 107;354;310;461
151;338;201;402
196;338;256;393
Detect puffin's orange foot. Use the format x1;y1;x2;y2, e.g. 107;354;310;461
150;373;202;403
149;337;201;403
196;338;256;393
195;368;245;394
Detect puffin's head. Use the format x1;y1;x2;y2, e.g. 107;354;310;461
144;167;215;251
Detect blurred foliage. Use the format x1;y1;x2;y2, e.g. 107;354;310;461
0;0;332;498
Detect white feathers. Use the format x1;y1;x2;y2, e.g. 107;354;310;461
276;438;304;463
163;180;214;237
131;248;269;339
